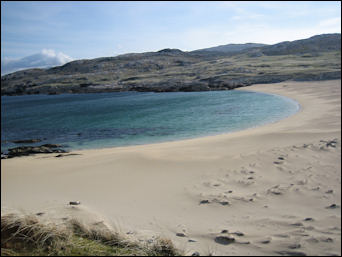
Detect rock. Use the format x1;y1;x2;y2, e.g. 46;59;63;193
326;204;339;209
221;229;229;234
6;144;67;158
199;200;210;204
55;153;81;158
268;189;282;195
326;139;337;148
219;201;229;206
260;239;271;244
69;201;81;205
176;232;186;237
304;217;314;221
214;236;235;245
188;239;197;242
35;212;45;216
191;251;200;256
325;189;333;194
41;143;62;148
11;139;42;144
231;231;244;236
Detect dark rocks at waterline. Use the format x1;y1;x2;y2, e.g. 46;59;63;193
40;143;63;148
5;144;68;158
11;138;43;144
55;153;81;158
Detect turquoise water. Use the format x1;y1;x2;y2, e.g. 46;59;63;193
1;90;299;152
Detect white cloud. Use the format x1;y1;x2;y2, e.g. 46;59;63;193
318;17;341;31
1;49;73;75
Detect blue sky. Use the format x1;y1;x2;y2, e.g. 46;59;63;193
1;1;341;61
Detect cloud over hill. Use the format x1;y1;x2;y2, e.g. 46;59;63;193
1;49;73;75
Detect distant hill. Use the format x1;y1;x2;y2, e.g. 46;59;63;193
257;33;341;56
192;43;267;54
1;33;340;95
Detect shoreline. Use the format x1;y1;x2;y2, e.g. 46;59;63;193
1;87;300;155
70;89;301;153
2;79;341;256
59;82;304;155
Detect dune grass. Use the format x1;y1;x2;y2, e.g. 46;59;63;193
1;213;182;256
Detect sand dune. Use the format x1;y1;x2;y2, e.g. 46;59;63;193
1;80;341;256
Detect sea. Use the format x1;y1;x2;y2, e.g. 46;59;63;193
1;90;299;153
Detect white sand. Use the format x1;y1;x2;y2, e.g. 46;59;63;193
1;80;341;256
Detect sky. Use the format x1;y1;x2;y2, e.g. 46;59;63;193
1;1;341;66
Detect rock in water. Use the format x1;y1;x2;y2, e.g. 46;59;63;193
11;139;42;144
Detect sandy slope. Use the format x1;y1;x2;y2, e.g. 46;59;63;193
1;80;341;256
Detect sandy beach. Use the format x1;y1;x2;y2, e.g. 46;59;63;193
1;80;341;256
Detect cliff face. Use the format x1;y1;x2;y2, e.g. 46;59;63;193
1;34;341;95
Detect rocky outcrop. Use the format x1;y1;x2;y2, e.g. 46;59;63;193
3;144;67;158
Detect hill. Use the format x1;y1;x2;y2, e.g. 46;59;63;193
1;33;340;95
192;43;267;54
258;33;341;56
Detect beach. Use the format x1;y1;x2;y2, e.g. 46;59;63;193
1;80;341;255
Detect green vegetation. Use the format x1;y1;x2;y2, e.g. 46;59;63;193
1;213;182;256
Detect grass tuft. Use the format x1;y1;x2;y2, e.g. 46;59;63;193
1;213;182;256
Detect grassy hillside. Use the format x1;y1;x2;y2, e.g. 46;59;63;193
1;34;340;95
